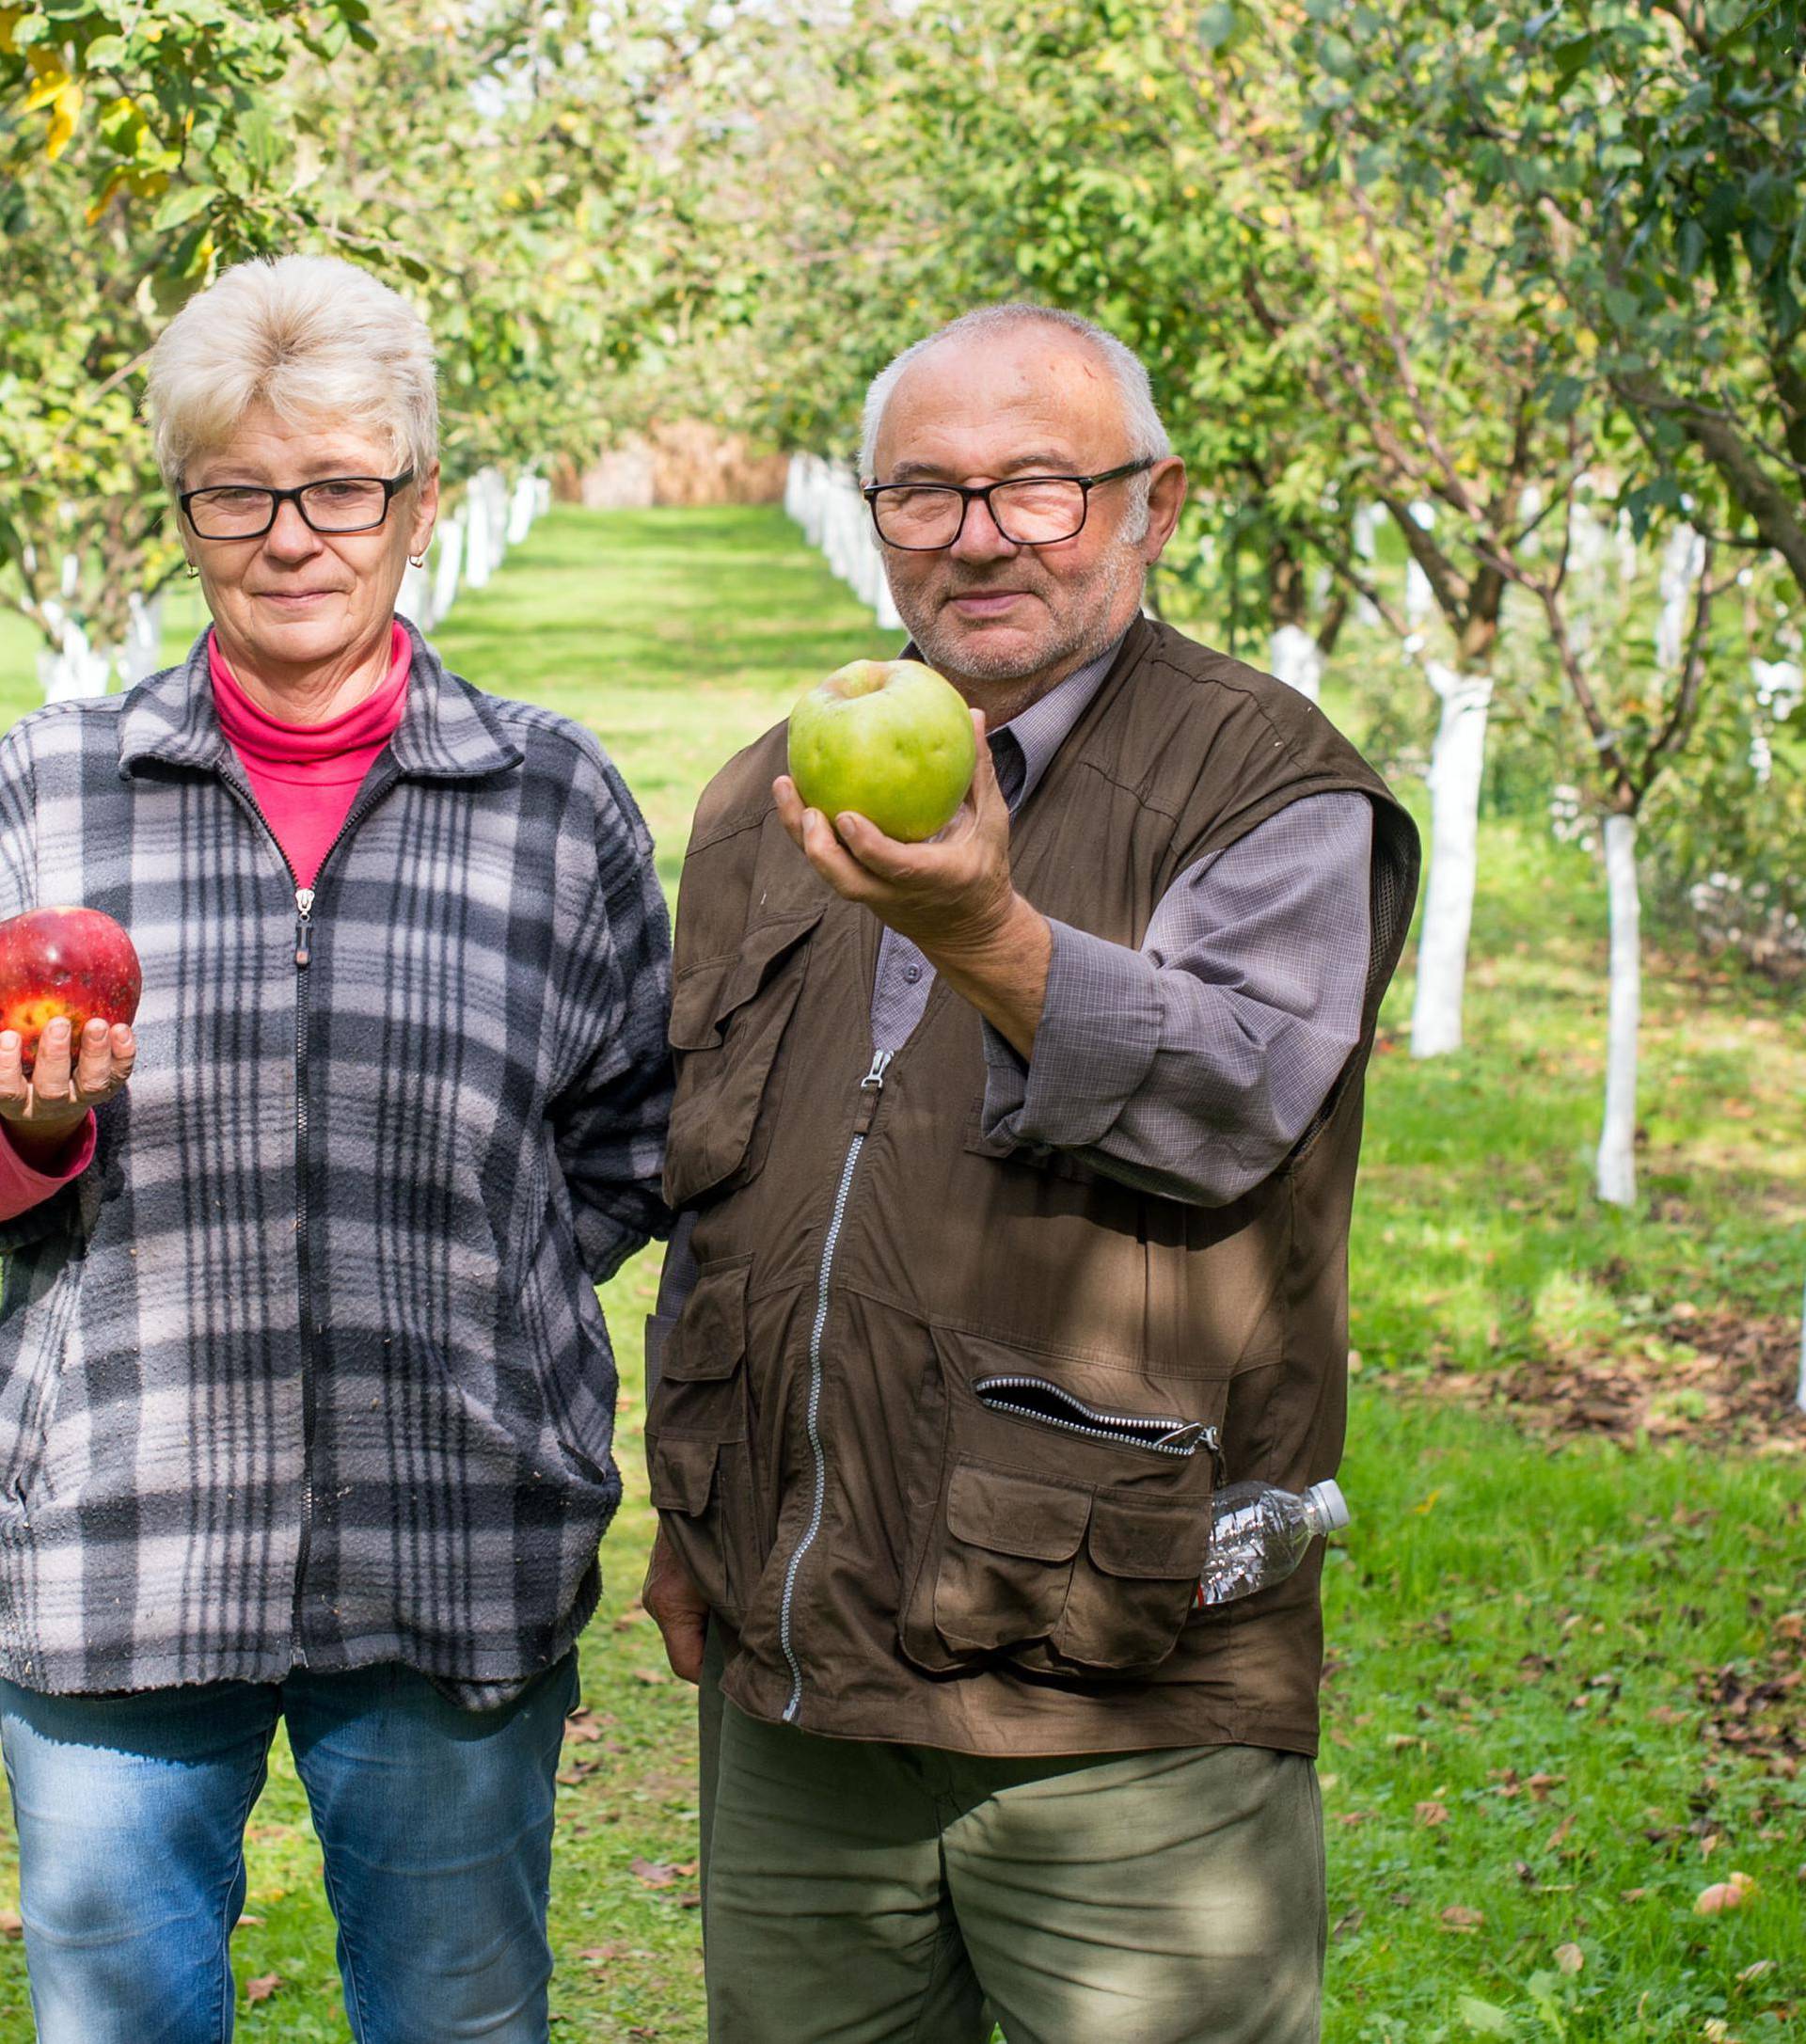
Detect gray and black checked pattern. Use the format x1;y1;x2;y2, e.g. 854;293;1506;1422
0;623;673;1705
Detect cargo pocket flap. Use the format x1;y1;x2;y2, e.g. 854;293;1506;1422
669;912;822;1051
1086;1496;1206;1581
945;1463;1090;1563
661;1260;749;1383
647;1434;718;1516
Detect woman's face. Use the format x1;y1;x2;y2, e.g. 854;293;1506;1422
182;402;438;681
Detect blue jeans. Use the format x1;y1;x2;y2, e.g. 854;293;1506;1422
0;1653;578;2044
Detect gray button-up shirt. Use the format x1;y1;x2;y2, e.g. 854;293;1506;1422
657;634;1373;1315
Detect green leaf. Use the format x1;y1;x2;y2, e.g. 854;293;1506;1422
1456;1997;1516;2038
150;184;217;232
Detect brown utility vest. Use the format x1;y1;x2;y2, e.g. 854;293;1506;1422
648;618;1419;1757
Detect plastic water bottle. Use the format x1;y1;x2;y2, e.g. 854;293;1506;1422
1192;1478;1352;1608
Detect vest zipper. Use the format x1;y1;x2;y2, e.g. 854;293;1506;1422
778;1047;892;1724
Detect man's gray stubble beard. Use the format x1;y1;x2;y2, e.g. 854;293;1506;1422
895;540;1147;690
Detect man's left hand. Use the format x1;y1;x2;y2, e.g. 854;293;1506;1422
772;709;1052;1057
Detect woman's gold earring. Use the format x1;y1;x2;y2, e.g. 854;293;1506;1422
408;551;427;567
184;561;199;579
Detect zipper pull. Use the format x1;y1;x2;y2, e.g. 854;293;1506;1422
853;1048;893;1133
294;885;314;970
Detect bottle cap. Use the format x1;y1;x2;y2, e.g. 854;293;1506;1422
1307;1479;1351;1532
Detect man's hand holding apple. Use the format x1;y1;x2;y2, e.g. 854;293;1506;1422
0;1016;137;1172
773;710;1053;1060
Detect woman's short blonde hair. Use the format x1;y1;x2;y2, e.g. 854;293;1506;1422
145;254;438;490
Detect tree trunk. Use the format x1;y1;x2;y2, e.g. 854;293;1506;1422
1595;811;1641;1209
1269;623;1324;701
432;513;466;620
38;620;113;703
1410;662;1494;1057
119;593;164;688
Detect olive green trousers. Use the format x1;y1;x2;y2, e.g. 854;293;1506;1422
697;1645;1325;2044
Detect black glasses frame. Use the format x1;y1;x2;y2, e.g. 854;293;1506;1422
863;457;1156;551
180;469;418;541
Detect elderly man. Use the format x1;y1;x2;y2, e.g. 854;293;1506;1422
643;304;1418;2043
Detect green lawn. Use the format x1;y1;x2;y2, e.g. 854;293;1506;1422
0;507;1799;2040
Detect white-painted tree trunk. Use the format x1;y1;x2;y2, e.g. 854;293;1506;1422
1404;501;1435;629
38;625;112;703
1595;812;1641;1207
119;592;164;687
1410;663;1494;1057
399;561;434;631
432;513;466;621
507;473;537;546
463;486;493;591
1269;623;1324;702
1352;501;1382;624
1797;1275;1806;1416
1656;525;1706;672
1751;658;1802;786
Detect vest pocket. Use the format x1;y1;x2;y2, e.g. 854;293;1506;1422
665;913;822;1210
899;1328;1225;1680
644;1257;758;1624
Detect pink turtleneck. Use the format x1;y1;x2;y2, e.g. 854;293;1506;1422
210;620;411;889
0;622;413;1217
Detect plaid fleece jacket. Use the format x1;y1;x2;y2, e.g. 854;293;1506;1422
0;624;672;1703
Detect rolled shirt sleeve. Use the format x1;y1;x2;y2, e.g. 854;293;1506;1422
980;791;1375;1206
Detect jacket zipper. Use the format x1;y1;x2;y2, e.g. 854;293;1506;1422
974;1375;1222;1465
778;1047;892;1724
283;780;395;1658
214;763;394;1662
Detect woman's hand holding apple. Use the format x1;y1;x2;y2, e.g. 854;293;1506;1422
0;1016;138;1170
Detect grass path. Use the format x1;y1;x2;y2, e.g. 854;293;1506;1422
0;508;1799;2040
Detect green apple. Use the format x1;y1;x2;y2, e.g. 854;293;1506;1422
787;658;977;843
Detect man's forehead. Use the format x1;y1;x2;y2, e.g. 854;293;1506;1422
877;327;1125;473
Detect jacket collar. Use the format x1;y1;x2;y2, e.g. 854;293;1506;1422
119;616;522;783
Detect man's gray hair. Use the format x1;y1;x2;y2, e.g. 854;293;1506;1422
859;304;1171;479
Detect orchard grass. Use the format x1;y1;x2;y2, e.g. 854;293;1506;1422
0;507;1798;2038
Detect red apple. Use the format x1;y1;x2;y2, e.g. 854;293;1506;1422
0;907;142;1070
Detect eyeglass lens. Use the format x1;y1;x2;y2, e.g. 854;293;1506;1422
187;479;391;538
874;478;1088;548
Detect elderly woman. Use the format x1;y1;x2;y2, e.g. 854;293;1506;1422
0;255;671;2042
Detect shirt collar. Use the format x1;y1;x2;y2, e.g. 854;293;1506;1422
990;628;1130;810
119;616;521;784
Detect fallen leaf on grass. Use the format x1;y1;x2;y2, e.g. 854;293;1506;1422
245;1974;282;2004
1554;1941;1585;1973
1331;1908;1365;1941
0;1909;20;1940
563;1708;604;1745
1696;1872;1758;1914
1415;1800;1450;1827
578;1943;626;1964
1737;1959;1775;1982
1439;1905;1485;1931
631;1668;670;1687
629;1857;699;1890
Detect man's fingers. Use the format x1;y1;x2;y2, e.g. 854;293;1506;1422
656;1607;707;1686
833;810;931;883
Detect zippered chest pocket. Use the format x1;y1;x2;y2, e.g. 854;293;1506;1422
899;1330;1228;1681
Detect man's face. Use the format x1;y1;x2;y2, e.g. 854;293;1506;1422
870;327;1183;709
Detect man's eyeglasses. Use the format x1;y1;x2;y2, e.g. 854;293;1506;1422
180;470;417;541
863;458;1155;552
